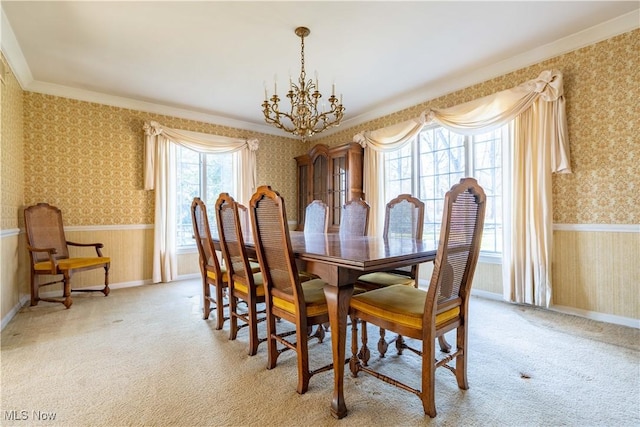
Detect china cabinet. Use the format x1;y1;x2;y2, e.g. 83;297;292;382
295;143;364;232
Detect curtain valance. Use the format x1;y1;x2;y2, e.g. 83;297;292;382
143;120;259;192
354;70;570;172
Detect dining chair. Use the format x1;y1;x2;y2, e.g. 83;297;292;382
357;194;425;289
215;193;267;356
24;202;110;308
191;197;230;327
303;200;329;234
249;185;334;394
355;194;425;356
339;197;370;237
348;177;486;417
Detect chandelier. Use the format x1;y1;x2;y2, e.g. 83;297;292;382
262;27;345;140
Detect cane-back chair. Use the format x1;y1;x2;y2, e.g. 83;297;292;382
250;185;334;394
216;193;271;355
303;200;329;234
339;198;370;237
357;194;425;290
348;178;486;417
24;203;110;308
191;197;230;327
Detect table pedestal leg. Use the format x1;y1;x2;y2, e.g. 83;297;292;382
324;283;353;419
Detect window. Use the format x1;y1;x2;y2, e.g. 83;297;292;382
384;125;505;256
176;146;238;248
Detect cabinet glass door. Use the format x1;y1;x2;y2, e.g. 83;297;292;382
298;164;309;226
312;155;328;203
330;155;347;228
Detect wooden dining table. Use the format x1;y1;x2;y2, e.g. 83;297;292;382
290;231;437;418
214;229;437;418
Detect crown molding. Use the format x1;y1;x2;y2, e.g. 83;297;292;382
24;80;286;137
2;8;638;138
0;7;33;88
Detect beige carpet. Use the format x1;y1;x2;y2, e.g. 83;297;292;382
1;278;639;427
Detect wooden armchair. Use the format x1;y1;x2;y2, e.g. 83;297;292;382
250;185;334;394
338;198;370;237
24;203;110;308
348;178;486;417
303;200;329;234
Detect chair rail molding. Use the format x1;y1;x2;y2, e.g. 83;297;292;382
553;224;639;233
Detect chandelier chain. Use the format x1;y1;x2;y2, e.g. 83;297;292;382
299;32;306;82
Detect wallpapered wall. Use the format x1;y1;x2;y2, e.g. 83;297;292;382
2;30;638;322
20;96;307;227
7;30;639;229
1;54;24;230
316;30;640;225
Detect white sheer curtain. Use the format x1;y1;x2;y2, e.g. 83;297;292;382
143;121;259;283
353;70;571;307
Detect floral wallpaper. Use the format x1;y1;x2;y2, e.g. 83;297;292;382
1;54;24;230
12;29;640;228
22;95;305;226
316;30;640;224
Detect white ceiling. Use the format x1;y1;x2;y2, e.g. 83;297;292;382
2;1;638;139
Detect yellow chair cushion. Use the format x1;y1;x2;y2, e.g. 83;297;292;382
357;271;415;287
273;279;328;317
34;257;110;272
233;272;265;297
206;262;259;283
206;265;228;282
350;284;460;330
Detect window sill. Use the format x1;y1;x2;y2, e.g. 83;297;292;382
479;253;502;264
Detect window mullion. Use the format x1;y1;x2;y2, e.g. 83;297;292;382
412;136;419;196
465;135;473;176
200;153;206;202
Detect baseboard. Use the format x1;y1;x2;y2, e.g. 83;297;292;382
470;289;640;329
470;288;504;301
0;294;31;331
549;304;640;329
175;273;200;281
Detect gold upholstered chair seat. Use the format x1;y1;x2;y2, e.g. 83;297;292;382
232;272;266;298
34;257;111;272
206;261;260;283
272;278;329;318
350;285;460;331
356;271;415;287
